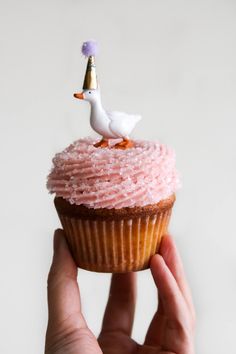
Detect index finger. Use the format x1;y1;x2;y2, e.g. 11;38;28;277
159;235;195;318
150;254;187;321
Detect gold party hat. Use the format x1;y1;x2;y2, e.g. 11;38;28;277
81;41;98;90
82;55;98;90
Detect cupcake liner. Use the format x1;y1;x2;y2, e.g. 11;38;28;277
58;206;173;273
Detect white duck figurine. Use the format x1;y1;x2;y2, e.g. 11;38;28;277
74;40;141;149
74;89;141;148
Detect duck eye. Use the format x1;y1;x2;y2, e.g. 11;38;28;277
89;91;91;94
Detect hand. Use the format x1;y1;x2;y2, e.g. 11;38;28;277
45;230;195;354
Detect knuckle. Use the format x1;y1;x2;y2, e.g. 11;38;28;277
45;327;96;354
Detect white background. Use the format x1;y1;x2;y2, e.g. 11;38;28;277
0;0;236;353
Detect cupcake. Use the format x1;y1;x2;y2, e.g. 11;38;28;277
47;41;180;272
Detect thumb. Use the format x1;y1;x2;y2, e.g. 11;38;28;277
47;229;84;330
46;230;102;354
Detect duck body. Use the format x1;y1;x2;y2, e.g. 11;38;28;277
90;102;141;139
90;101;117;139
106;111;141;138
74;89;141;148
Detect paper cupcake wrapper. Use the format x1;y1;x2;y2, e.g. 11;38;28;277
59;208;172;273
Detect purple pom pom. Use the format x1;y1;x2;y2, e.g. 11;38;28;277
81;40;98;57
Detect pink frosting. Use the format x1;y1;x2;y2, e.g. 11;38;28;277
47;137;180;209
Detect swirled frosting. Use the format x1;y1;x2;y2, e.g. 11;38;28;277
47;137;180;209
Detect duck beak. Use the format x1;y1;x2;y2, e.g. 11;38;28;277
74;92;84;100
